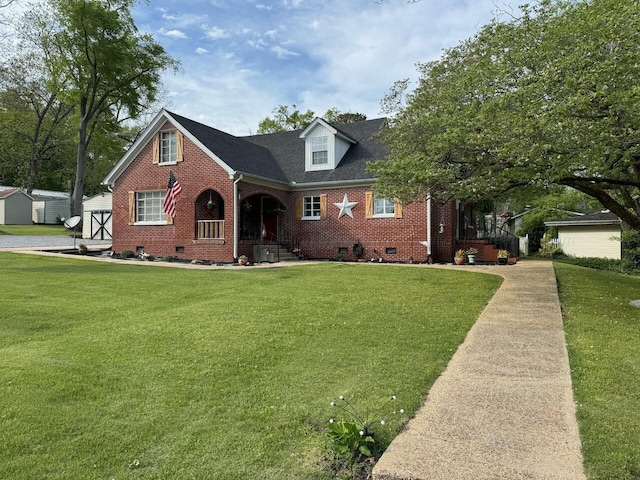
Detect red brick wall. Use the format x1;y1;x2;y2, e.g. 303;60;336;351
112;121;236;261
112;120;458;263
288;188;435;263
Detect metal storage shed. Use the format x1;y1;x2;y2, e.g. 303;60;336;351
0;189;33;225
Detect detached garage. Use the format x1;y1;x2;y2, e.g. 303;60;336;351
0;189;33;225
545;211;622;259
82;192;112;240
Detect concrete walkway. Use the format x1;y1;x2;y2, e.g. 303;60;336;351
373;261;586;480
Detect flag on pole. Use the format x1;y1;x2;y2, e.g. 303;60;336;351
162;170;182;218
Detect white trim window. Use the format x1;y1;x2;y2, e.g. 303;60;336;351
311;136;328;165
136;191;167;223
373;198;395;217
303;195;321;219
160;131;177;165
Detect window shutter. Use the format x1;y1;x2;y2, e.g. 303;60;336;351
176;130;184;163
128;191;135;224
365;191;373;218
296;197;302;219
394;199;403;219
152;134;159;165
320;194;327;219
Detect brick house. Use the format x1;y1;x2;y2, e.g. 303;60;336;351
102;109;466;263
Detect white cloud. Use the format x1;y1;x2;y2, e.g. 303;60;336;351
271;45;299;59
247;39;267;50
195;47;209;55
256;4;272;10
157;28;188;39
203;25;229;39
264;29;279;39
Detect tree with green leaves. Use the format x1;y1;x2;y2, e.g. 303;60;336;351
0;53;75;193
257;105;367;133
31;0;178;214
369;0;640;230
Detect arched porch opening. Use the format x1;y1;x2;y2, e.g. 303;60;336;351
195;189;225;239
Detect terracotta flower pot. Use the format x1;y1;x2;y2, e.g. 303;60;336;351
454;256;465;265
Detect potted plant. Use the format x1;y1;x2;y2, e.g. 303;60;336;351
454;249;466;265
238;255;249;266
466;247;478;264
78;243;87;255
497;250;509;265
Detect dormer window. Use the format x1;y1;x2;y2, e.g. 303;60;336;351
311;137;328;165
300;118;357;172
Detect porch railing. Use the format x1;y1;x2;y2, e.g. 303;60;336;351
198;220;224;239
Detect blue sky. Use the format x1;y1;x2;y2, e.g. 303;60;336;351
131;0;500;135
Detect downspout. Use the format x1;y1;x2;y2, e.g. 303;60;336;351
233;173;243;260
427;194;432;257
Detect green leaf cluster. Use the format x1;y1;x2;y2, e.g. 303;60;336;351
328;420;374;459
370;0;640;229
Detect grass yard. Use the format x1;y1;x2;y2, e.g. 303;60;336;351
0;224;69;236
0;253;501;479
555;262;640;480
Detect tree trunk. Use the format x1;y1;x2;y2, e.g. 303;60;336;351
71;116;88;216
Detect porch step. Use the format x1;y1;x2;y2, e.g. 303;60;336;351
252;244;300;263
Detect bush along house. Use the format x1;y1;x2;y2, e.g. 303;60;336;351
102;109;511;264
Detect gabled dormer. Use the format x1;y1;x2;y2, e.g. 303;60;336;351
299;118;357;172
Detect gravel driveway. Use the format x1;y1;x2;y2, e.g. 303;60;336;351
0;236;111;249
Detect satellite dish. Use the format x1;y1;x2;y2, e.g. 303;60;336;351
64;216;82;231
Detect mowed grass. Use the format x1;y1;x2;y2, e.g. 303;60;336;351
555;263;640;480
0;254;501;479
0;224;69;236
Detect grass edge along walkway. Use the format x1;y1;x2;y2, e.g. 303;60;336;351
374;260;586;480
555;262;640;480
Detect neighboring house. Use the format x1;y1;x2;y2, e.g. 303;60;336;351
545;211;622;259
82;192;112;240
102;109;507;263
0;188;33;225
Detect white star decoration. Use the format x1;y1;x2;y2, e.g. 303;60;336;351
334;193;358;219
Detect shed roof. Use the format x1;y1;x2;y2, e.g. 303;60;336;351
544;211;621;227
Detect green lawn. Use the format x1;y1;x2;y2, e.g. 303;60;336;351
0;254;501;479
555;262;640;480
0;224;70;236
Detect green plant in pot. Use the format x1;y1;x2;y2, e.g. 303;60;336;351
78;243;87;255
497;250;509;264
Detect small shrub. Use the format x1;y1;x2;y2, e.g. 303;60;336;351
162;255;174;262
120;250;135;259
539;233;562;258
327;395;404;464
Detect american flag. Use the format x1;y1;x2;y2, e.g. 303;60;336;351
162;170;182;218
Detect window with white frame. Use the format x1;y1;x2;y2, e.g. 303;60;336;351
303;195;321;219
311;136;328;165
136;191;166;223
160;131;177;164
373;197;395;217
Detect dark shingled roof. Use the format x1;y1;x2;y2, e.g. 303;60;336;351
545;211;621;226
167;111;388;184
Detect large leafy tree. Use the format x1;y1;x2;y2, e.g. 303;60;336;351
33;0;178;214
369;0;640;229
0;53;75;193
257;104;367;133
